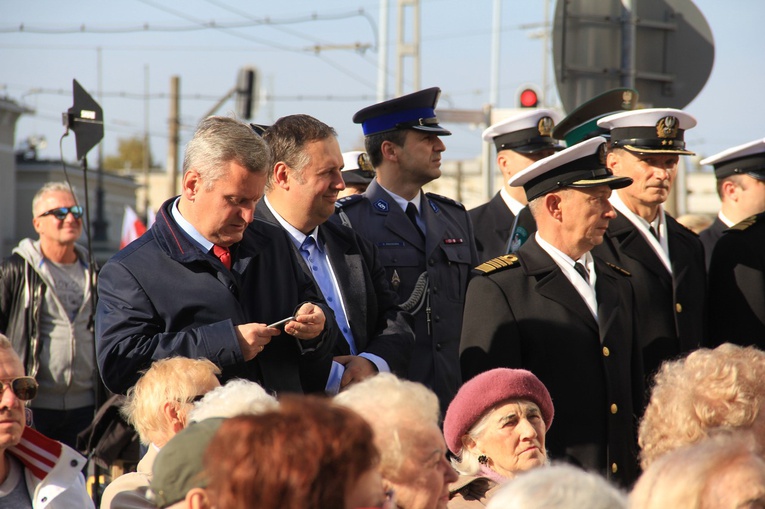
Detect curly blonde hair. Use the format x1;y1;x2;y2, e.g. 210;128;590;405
638;343;765;469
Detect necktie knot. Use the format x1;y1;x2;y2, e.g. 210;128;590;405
574;261;590;284
213;244;231;270
649;225;659;240
405;203;425;240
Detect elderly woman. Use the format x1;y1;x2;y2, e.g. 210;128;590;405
204;395;387;509
638;343;765;469
631;433;765;509
335;373;458;509
443;368;554;508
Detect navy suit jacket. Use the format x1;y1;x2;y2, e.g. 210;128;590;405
255;204;415;376
96;197;335;395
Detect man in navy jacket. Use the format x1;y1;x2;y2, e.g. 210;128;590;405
96;116;336;395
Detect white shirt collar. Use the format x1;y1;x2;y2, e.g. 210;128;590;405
262;196;320;251
499;187;525;216
610;192;672;273
170;197;213;252
377;182;422;214
535;233;598;320
718;211;736;227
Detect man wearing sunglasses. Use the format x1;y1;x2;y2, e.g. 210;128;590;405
0;182;96;450
0;333;94;508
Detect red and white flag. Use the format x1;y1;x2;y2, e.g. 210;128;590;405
120;205;147;249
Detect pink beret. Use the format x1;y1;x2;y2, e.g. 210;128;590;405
443;368;554;454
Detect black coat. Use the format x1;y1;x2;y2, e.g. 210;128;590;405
255;204;415;377
592;212;707;381
333;179;478;411
96;198;336;395
707;212;765;347
460;237;643;487
469;193;514;263
699;216;727;270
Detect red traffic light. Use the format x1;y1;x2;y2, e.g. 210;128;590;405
519;88;539;108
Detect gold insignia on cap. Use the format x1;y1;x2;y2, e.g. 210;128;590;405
656;116;679;139
357;152;374;173
538;117;554;136
621;91;633;108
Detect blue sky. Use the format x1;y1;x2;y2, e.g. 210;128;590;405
1;0;762;166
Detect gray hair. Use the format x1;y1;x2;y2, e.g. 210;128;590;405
261;114;337;191
183;116;271;190
486;463;627;509
334;373;440;479
32;182;77;216
188;378;278;422
630;432;762;509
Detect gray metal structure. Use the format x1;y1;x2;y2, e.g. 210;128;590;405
552;0;714;112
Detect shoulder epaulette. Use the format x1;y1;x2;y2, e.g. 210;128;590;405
730;214;757;231
425;192;466;210
335;194;364;209
605;262;631;277
474;254;520;275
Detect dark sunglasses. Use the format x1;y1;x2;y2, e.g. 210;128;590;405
0;377;38;401
38;206;84;220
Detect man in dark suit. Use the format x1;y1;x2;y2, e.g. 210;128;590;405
256;114;414;393
96;116;335;395
470;109;562;262
708;211;765;347
593;108;707;380
699;138;765;269
334;88;478;411
460;137;642;487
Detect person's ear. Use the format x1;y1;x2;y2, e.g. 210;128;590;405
273;161;291;189
182;170;203;201
380;141;399;164
186;487;210;509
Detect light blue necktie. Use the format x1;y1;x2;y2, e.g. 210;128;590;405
299;236;357;354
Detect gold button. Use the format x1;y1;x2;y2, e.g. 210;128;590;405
611;463;618;473
676;303;683;313
610;404;618;414
602;346;610;357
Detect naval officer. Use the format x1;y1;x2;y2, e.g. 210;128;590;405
470;109;562;262
460;137;643;486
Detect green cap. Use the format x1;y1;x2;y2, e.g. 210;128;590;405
147;418;224;508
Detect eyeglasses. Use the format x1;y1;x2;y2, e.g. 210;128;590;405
0;377;38;401
38;206;84;220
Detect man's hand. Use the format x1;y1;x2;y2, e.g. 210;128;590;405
235;323;281;361
285;302;325;341
335;355;377;389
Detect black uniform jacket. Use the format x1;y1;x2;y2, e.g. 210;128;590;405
699;216;727;270
255;204;415;376
333;179;478;411
708;212;765;347
592;212;707;381
460;236;643;487
96;197;336;395
469;192;537;263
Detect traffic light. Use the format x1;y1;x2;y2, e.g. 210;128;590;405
235;67;259;119
519;87;539;108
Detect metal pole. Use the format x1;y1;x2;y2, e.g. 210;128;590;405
620;0;637;88
143;65;150;216
93;47;108;242
485;0;501;201
377;0;389;102
167;76;180;198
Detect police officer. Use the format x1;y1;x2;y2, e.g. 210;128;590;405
470;109;562;262
334;87;478;411
699;138;765;268
460;137;642;486
594;108;707;381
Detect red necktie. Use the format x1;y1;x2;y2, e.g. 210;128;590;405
213;245;231;270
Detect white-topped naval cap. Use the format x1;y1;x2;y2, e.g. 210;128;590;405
482;108;563;154
509;136;632;201
597;108;697;155
700;137;765;180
